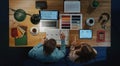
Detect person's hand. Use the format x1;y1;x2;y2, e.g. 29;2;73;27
71;41;77;46
60;32;65;40
41;37;48;44
71;36;79;46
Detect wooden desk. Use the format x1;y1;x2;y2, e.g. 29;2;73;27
9;0;111;47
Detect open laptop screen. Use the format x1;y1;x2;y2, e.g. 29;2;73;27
40;10;58;20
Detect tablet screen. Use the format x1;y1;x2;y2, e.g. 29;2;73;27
79;30;92;39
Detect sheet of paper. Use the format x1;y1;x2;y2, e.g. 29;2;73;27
45;29;69;45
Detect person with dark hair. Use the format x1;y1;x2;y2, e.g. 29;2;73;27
28;32;66;63
43;39;56;56
68;41;97;63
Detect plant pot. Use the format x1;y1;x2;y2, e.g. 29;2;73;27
91;0;99;8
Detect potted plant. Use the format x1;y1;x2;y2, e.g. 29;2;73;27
91;0;99;8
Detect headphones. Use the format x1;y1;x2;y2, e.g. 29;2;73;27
30;14;40;25
98;13;110;25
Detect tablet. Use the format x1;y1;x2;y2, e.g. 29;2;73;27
79;29;92;39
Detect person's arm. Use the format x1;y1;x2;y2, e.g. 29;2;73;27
60;32;66;54
60;39;66;54
28;43;43;58
93;48;97;54
55;32;66;59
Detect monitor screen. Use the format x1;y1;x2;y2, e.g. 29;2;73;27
79;30;92;39
40;10;58;20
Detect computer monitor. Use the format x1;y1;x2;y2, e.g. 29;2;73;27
79;29;92;39
40;10;59;20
